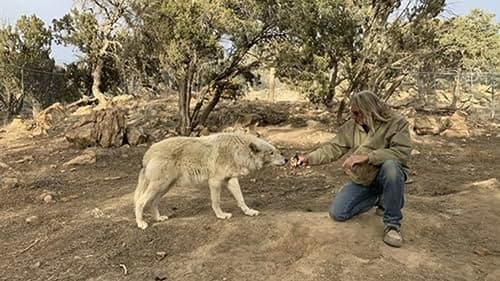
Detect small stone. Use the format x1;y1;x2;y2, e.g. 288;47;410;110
411;149;421;156
104;176;122;181
25;216;39;224
16;155;34;163
156;251;167;260
43;194;55;203
473;246;491;256
91;208;104;218
30;261;41;269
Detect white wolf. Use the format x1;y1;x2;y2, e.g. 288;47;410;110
134;132;287;229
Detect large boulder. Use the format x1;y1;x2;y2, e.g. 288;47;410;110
65;108;126;148
414;115;449;135
440;111;470;138
33;103;67;135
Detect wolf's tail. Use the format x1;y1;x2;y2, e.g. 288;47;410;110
134;168;148;204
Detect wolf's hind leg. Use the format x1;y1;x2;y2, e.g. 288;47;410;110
151;179;175;222
227;178;259;216
209;178;232;219
135;179;163;229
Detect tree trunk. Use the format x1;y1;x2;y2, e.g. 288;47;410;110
336;97;347;124
178;77;190;136
383;76;405;102
450;69;460;109
490;76;496;119
91;57;109;107
324;61;338;107
178;62;196;136
268;67;276;102
198;86;223;128
32;97;42;118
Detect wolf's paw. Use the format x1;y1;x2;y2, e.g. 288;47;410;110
155;215;169;222
216;212;232;219
244;208;260;216
137;220;149;230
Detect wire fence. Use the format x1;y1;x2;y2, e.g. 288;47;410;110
396;71;499;118
1;64;499;119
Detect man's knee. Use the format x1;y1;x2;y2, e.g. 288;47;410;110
380;160;403;182
329;205;350;222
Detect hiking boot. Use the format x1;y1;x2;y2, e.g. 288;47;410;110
384;226;403;248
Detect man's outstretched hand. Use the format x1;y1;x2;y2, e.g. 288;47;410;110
290;153;308;168
342;154;369;171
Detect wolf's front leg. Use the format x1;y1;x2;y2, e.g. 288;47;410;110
209;179;232;219
227;178;259;216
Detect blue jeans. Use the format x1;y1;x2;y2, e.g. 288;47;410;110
329;160;406;228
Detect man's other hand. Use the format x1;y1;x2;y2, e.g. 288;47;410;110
342;154;369;170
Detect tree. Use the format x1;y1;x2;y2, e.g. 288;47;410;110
133;0;282;135
53;0;131;107
439;9;500;72
0;15;60;119
436;9;500;109
273;0;446;116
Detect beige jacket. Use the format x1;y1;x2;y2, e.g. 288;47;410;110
306;114;412;186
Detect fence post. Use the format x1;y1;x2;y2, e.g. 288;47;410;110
491;73;496;119
268;67;275;102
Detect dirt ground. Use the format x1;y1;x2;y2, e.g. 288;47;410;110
0;99;499;281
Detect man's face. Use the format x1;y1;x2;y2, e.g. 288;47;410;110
350;107;366;125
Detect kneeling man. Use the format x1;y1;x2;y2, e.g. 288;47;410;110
294;90;412;247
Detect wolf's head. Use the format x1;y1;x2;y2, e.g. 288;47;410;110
249;139;287;166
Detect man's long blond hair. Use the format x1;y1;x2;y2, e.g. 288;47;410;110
350;90;393;131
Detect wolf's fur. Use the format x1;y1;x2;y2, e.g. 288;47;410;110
134;132;286;229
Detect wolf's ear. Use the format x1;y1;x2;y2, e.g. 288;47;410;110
249;142;260;153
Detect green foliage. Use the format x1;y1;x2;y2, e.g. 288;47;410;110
0;15;66;117
273;0;446;106
130;0;282;134
439;9;500;72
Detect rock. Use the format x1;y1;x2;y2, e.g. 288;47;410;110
104;176;122;181
473;246;491;256
469;178;499;190
25;216;39;224
156;251;167;261
15;155;34;163
126;126;148;146
199;126;211;136
0;161;10;169
43;194;55;204
306;120;321;128
414;116;445;135
112;94;134;106
30;261;41;269
63;150;97;167
440;111;470;138
72;105;94;116
65;108;127;148
91;208;105;218
2;177;19;189
411;149;421;156
33;102;67;135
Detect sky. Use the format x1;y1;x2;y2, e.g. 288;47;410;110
0;0;499;65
